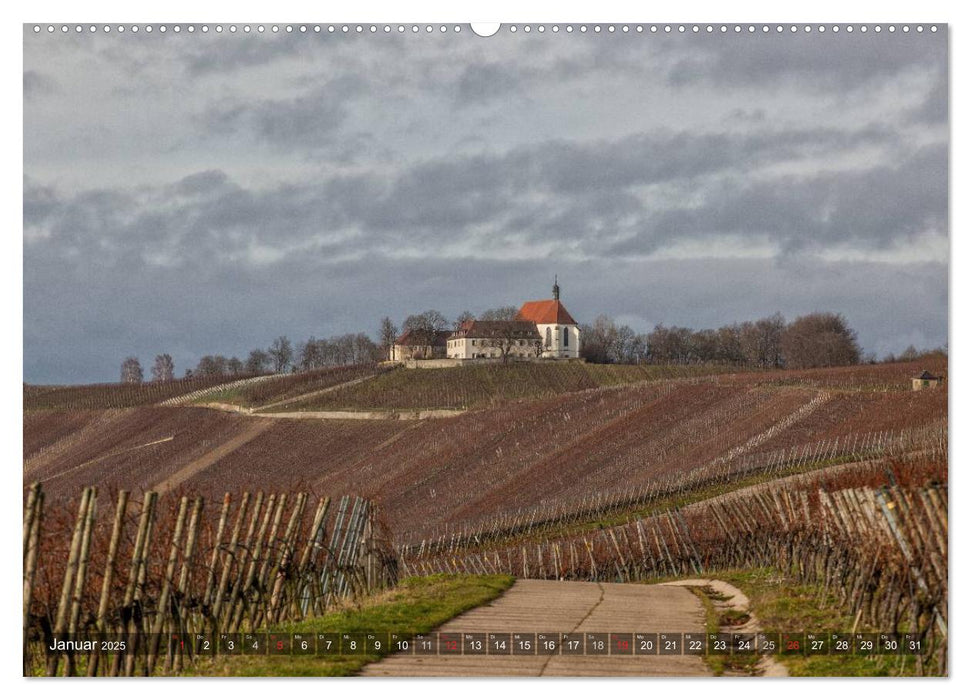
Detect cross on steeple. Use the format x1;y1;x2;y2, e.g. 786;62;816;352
552;275;560;301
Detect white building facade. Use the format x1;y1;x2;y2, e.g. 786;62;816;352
393;282;582;362
514;281;581;359
534;321;581;359
447;320;542;359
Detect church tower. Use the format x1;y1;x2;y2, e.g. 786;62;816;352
515;277;581;359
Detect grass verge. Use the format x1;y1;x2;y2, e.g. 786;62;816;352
186;574;514;677
686;585;760;677
713;568;931;677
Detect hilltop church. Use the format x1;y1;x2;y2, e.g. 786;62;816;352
391;280;581;362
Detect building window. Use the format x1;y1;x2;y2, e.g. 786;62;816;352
472;339;477;346
563;327;569;347
545;327;552;348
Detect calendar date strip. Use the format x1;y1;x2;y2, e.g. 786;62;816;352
41;631;926;657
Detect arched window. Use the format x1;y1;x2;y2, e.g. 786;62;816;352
563;327;569;348
545;327;552;348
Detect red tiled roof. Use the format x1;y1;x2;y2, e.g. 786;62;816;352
515;299;577;325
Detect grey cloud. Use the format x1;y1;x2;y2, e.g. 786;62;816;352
202;75;366;151
454;61;527;104
907;70;948;124
167;169;236;198
533;124;898;193
632;142;947;255
25;121;936;272
205;90;347;149
182;35;309;76
353;122;909;253
23;178;59;228
23;70;57;97
664;30;947;92
22;29;948;383
23;250;947;384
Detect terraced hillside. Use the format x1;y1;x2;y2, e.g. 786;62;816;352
24;360;946;538
266;362;740;412
23;374;264;411
196;363;389;408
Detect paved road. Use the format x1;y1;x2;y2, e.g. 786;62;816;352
361;579;711;677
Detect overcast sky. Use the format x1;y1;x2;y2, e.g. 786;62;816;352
24;25;947;383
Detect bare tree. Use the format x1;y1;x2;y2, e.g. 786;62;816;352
120;357;143;384
479;306;518;322
453;310;475;330
151;353;175;382
268;336;293;373
480;321;541;363
530;337;545;358
351;333;379;363
740;313;786;368
403;310;448;334
245;349;272;375
402;310;448;359
781;312;861;369
227;356;243;375
579;315;644;364
299;337;324;371
378;317;398;357
898;345;920;361
196;355;228;377
580;315;617;363
715;324;745;364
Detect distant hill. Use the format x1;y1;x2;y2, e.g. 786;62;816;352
263;362;741;412
24;359;946;539
23;374;262;411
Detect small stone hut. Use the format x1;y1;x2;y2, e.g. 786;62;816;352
912;370;943;391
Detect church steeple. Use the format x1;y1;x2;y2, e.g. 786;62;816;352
552;275;560;301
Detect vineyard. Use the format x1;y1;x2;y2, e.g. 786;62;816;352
22;358;948;676
716;355;947;392
24;374;265;411
24;358;945;415
198;364;390;409
25;368;946;536
23;484;397;676
393;421;946;547
398;449;948;674
271;361;741;412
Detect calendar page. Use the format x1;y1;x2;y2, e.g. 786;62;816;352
22;11;949;685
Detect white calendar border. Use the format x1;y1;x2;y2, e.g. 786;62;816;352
4;0;964;698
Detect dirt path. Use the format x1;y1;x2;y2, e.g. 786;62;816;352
361;579;711;677
253;408;466;421
159;374;279;406
253;373;381;412
660;579;787;677
197;405;466;421
151;420;274;495
193;373;467;421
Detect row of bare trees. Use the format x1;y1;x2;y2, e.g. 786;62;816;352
120;354;175;384
580;312;863;369
120;331;384;385
120;307;942;383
